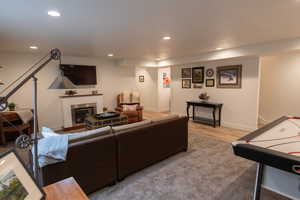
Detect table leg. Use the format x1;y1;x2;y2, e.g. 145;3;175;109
253;163;264;200
192;106;195;121
218;106;222;126
186;104;190;120
212;107;216;127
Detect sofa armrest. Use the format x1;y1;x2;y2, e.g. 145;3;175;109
115;107;123;112
40;134;117;194
136;105;143;111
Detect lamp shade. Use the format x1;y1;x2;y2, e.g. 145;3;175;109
48;75;76;89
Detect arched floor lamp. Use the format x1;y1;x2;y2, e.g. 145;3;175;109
0;49;76;185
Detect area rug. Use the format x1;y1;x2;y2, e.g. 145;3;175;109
90;132;289;200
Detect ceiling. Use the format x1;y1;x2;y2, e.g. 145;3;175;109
1;0;300;61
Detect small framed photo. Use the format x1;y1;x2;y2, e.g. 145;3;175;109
217;65;242;88
192;67;205;83
193;84;202;89
181;68;192;79
139;75;144;82
206;79;215;87
182;79;191;89
0;150;45;200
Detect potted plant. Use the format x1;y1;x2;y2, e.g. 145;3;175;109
199;92;209;102
103;107;108;113
8;102;16;111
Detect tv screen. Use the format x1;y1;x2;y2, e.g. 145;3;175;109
60;64;97;85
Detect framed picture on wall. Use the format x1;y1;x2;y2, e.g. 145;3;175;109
0;150;45;200
182;79;191;89
205;79;215;87
181;68;192;79
139;75;144;82
217;65;242;88
192;67;204;83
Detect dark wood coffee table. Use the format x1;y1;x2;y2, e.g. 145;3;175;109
85;114;128;130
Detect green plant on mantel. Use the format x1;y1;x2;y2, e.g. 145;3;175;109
8;102;16;111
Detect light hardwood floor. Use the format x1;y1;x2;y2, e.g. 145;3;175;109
144;111;249;143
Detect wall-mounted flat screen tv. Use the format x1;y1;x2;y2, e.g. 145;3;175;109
60;64;97;85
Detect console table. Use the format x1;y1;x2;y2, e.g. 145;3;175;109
186;101;223;127
43;177;89;200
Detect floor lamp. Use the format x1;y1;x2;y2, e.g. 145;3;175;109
0;48;76;185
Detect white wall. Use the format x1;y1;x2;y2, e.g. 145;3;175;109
170;57;261;131
259;51;300;123
135;67;158;111
157;67;171;112
0;52;136;130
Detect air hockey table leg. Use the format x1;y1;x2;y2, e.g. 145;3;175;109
253;163;264;200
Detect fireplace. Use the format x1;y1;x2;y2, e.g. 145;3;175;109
71;103;96;126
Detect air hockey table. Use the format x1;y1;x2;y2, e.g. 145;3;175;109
232;116;300;200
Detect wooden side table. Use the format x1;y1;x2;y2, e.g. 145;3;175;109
0;111;33;145
43;177;89;200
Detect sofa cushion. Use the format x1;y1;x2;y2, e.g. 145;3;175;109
151;114;179;123
112;119;151;133
68;126;112;144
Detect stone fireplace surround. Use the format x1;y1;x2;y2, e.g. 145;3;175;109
60;94;103;128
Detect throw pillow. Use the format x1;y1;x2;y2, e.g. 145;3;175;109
123;105;137;111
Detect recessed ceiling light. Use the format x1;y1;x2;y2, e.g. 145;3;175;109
48;10;61;17
30;46;38;50
163;36;171;40
216;47;223;50
107;53;114;57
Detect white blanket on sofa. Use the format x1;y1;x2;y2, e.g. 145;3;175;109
33;134;69;168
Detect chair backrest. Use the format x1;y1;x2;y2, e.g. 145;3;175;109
117;92;140;106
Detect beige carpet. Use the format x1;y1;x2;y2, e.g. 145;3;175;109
89;132;289;200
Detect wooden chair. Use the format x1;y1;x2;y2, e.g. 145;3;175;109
0;112;33;145
115;92;143;123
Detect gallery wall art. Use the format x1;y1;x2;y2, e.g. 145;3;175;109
192;67;204;83
181;68;192;79
182;79;191;88
217;65;242;88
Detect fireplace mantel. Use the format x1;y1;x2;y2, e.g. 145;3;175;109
61;95;103;128
60;94;103;99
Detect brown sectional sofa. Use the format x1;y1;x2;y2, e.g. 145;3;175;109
116;117;188;180
40;116;188;194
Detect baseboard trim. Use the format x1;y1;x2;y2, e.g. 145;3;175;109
222;121;257;131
